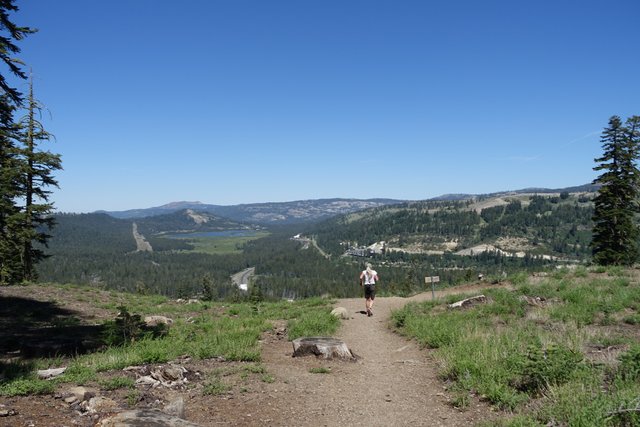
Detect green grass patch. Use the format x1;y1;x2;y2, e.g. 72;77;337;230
174;231;270;255
0;377;54;397
393;271;640;424
0;286;337;399
203;376;231;395
287;308;339;340
98;376;135;390
309;367;331;374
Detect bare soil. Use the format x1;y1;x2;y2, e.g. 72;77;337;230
0;284;498;426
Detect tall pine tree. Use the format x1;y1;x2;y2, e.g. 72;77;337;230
0;1;58;284
15;74;61;281
591;115;640;265
0;93;22;283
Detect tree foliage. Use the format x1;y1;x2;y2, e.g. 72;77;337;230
591;115;640;265
0;1;59;284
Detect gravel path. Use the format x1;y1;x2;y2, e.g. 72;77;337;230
260;285;497;426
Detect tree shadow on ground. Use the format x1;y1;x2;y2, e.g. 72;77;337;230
0;295;105;362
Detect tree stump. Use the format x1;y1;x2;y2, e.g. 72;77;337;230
292;337;357;361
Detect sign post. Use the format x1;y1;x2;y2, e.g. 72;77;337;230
425;275;440;300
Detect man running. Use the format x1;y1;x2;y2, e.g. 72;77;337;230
359;263;379;317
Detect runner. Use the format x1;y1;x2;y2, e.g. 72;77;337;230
359;263;379;317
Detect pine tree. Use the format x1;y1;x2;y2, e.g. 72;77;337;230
0;94;22;283
591;115;640;265
0;1;48;284
0;0;34;105
15;73;61;280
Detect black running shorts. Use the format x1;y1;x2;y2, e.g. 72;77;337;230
364;284;375;300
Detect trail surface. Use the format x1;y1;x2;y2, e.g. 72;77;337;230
257;284;497;426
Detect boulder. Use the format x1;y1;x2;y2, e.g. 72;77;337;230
82;396;119;414
64;386;95;404
144;315;174;327
330;307;349;319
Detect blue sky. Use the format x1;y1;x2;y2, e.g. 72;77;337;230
11;0;640;212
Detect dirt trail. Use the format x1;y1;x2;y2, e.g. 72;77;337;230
257;284;497;427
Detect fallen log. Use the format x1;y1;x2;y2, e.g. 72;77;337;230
448;294;487;309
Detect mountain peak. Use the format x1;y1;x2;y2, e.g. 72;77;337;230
160;201;203;209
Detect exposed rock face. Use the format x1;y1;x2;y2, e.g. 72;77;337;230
292;337;357;360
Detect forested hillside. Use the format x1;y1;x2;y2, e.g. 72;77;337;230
35;192;592;300
312;193;593;261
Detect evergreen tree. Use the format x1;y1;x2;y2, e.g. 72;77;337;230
0;94;21;283
0;1;50;284
15;74;61;280
591;115;640;265
0;0;34;105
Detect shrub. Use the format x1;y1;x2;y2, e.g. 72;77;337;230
0;377;54;396
618;345;640;381
517;344;583;393
102;306;167;347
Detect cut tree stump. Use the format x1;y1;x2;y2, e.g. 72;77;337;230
292;337;357;361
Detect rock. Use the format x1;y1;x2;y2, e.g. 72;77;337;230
144;315;174;327
330;307;349;319
83;396;119;414
0;408;17;417
448;295;487;309
65;386;94;403
164;396;185;418
519;295;547;307
292;337;357;360
37;367;66;379
156;365;185;382
97;409;202;426
136;364;188;388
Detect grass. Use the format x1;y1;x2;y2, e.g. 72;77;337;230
174;231;270;255
392;268;640;425
0;285;337;397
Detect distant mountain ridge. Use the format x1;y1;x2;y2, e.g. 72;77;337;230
99;198;404;224
98;184;598;224
430;183;599;201
136;209;254;235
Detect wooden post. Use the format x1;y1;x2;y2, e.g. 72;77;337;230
425;276;440;299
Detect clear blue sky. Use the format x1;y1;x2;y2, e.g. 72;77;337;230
12;0;640;213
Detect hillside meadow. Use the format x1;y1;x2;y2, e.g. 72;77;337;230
0;266;638;425
393;266;640;426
